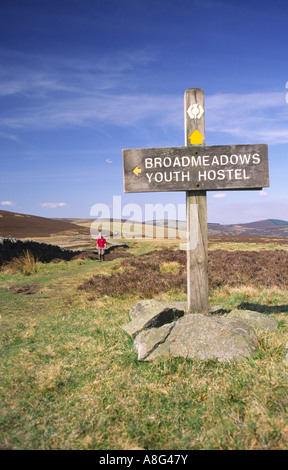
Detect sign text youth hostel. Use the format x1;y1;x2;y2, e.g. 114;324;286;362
123;144;269;193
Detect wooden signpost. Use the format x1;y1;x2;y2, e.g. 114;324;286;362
122;88;269;314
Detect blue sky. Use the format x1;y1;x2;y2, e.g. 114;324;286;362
0;0;288;224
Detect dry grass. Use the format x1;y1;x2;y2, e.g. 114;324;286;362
160;261;181;275
2;250;39;275
78;248;288;299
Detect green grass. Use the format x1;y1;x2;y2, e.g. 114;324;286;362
0;241;288;450
208;241;288;251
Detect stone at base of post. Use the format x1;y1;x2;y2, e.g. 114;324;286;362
186;190;209;314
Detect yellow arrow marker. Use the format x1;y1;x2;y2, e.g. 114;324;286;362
133;166;142;176
188;129;204;145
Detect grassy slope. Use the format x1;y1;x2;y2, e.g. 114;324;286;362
0;240;287;450
0;210;90;238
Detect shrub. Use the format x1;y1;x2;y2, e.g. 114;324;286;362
79;248;288;298
4;250;39;275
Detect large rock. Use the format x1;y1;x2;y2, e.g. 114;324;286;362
128;300;169;321
122;300;185;339
134;314;259;362
227;309;278;332
122;300;279;362
128;300;227;321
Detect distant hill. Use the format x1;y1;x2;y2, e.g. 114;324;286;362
268;219;288;226
144;218;288;238
0;210;90;238
207;219;288;238
2;210;288;239
65;217;288;238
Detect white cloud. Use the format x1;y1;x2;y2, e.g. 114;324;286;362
1;88;287;146
39;202;67;208
0;46;160;97
0;131;18;141
205;91;288;144
0;200;15;206
212;193;226;199
259;190;268;196
0;91;182;133
106;158;112;164
0;47;287;145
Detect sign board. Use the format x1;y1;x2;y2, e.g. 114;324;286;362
122;88;270;314
123;143;269;193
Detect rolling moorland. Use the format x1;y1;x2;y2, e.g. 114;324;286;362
1;209;288;246
0;209;288;450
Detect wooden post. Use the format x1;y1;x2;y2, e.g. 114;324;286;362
185;88;209;314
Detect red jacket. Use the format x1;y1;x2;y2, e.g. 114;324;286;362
97;237;106;248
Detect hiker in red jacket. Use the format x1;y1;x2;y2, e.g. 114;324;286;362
97;233;106;262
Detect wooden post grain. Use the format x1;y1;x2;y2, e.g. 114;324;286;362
185;88;209;314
